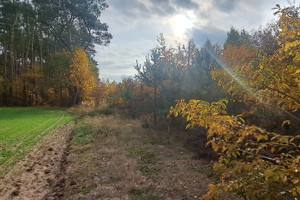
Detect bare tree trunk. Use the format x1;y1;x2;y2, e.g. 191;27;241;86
24;17;30;69
9;14;18;80
31;27;35;67
14;50;18;78
25;40;30;69
21;52;24;76
154;86;157;128
4;41;7;78
39;37;43;66
68;27;72;47
73;87;78;106
23;81;27;106
7;14;18;105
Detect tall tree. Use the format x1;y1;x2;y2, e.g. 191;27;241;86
69;48;98;105
32;0;112;53
224;27;251;49
0;0;112;106
135;48;164;127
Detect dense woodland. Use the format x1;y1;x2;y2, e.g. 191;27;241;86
1;0;300;199
0;0;111;106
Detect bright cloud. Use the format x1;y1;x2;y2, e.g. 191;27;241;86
95;0;299;82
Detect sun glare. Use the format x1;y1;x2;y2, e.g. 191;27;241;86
172;14;194;37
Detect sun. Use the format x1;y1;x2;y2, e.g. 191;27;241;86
172;14;194;37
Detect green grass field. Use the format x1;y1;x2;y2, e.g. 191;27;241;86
0;107;73;176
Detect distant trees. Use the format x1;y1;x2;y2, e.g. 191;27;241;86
132;34;225;125
0;0;112;106
224;27;251;49
135;34;167;126
252;23;280;56
94;34;226;124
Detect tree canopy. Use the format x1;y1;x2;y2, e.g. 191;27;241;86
0;0;112;106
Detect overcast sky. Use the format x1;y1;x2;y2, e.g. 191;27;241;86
94;0;299;82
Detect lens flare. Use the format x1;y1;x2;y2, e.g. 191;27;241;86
204;46;300;122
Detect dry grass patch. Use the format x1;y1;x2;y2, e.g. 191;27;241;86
61;112;237;200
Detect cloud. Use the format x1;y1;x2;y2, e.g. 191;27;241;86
95;0;291;81
108;0;176;18
188;26;227;46
95;38;156;81
99;64;137;82
172;0;199;10
212;0;238;12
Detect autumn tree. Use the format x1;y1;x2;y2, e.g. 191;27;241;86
252;23;280;56
211;44;259;107
213;4;300;115
170;3;300;200
69;48;98;105
170;99;300;200
0;0;111;106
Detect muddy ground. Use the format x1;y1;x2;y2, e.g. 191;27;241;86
0;113;235;200
0;124;72;200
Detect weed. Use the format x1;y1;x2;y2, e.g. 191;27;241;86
131;194;165;200
138;164;160;178
71;120;109;144
79;185;97;195
189;165;220;180
88;108;114;116
128;148;158;164
128;147;160;178
71;123;94;144
129;187;151;195
23;163;29;167
105;175;123;184
142;123;150;129
130;187;165;200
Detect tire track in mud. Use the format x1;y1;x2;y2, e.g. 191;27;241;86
0;124;73;200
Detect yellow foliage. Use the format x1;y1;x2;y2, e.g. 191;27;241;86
70;48;98;101
22;65;44;81
48;88;55;94
170;99;300;199
212;6;300;112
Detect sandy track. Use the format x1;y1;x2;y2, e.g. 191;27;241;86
0;124;72;200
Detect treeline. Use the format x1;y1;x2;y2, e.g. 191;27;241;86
99;35;224;122
101;7;299;132
98;3;300;199
0;0;112;106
